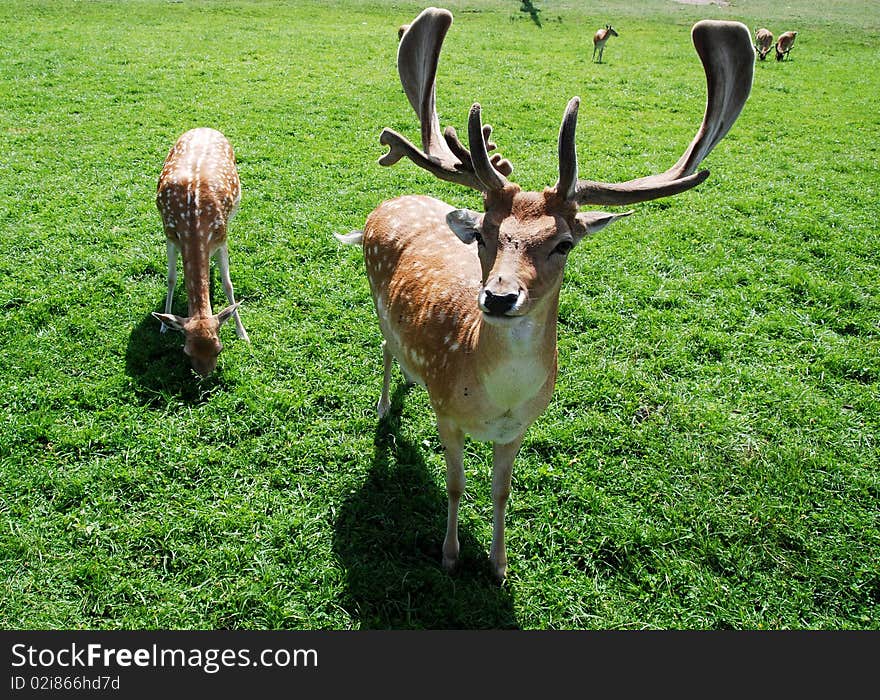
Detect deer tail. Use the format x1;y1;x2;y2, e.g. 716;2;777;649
334;230;364;246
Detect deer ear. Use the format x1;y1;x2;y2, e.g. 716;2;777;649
215;302;241;326
573;210;634;241
446;209;484;244
152;312;187;332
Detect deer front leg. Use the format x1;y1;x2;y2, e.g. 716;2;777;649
489;435;524;581
437;419;465;573
160;240;178;333
215;244;250;342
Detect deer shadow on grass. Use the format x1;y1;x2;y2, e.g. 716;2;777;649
124;303;232;407
333;384;520;629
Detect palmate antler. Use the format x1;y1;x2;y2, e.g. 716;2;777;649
378;7;512;193
382;9;754;208
566;20;755;205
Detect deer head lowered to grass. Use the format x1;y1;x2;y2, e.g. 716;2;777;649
754;27;774;61
153;127;250;377
336;7;754;580
775;30;798;61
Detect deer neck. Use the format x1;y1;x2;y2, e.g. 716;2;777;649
180;238;212;318
471;287;560;409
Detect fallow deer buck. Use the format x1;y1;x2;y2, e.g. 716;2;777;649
775;30;797;61
153;127;250;377
755;27;773;61
337;7;754;580
592;24;619;63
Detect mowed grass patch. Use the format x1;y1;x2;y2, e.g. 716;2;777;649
0;0;877;629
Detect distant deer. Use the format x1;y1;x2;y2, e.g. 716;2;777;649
398;23;410;40
337;8;754;580
592;24;619;63
754;27;773;60
775;30;797;60
153;127;250;377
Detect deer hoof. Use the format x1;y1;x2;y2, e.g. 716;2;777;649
490;557;508;582
442;554;458;573
376;398;390;418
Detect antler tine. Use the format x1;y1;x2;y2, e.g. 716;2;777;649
443;124;513;177
484;124;514;176
443;126;472;167
379;6;513;193
574;20;754;206
555;97;580;200
468;103;510;192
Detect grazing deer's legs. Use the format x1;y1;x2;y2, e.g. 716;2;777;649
160;240;178;333
438;419;466;572
216;244;249;341
489;436;524;581
377;340;393;417
592;45;597;61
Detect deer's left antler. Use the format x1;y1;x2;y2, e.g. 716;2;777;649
567;20;754;206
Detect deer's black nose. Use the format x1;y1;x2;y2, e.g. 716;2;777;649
482;289;519;316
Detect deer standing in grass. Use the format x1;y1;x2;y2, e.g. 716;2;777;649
775;30;797;61
337;7;754;580
754;27;773;60
153;127;250;377
592;24;619;63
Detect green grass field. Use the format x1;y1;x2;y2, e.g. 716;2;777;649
0;0;877;629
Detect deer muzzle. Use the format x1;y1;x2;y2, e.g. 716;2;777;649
479;286;527;319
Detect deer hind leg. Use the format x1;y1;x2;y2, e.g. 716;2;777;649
438;419;465;573
377;340;392;417
215;244;250;342
489;435;524;581
160;240;178;333
401;366;417;386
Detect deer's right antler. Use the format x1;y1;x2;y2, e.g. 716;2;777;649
379;6;512;193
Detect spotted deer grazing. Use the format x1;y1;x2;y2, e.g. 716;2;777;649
775;30;797;61
336;7;754;580
592;24;619;63
755;27;773;60
153;127;250;377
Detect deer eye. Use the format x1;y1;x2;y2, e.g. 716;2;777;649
552;240;573;256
